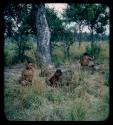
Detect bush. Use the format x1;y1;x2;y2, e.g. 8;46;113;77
52;54;62;67
4;43;17;66
86;43;101;59
4;39;36;66
103;71;109;86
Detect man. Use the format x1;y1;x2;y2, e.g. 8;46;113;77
20;62;34;86
48;69;62;87
79;53;94;67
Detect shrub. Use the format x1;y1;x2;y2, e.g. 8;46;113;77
4;41;16;65
86;43;101;59
52;54;62;67
4;40;36;66
103;71;109;86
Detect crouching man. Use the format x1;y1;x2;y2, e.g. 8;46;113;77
20;62;34;86
46;69;62;87
79;53;95;73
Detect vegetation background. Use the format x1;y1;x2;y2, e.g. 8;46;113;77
4;3;109;121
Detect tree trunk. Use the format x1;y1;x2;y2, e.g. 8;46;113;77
35;4;54;68
79;25;82;47
91;29;94;55
17;36;22;62
64;44;70;61
78;23;83;47
50;41;52;57
67;45;70;60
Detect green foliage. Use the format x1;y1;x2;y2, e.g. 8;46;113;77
4;42;17;66
63;4;87;46
103;71;109;86
86;43;101;58
51;45;64;67
46;7;65;42
52;54;63;67
4;4;33;36
83;4;109;44
84;4;108;27
4;3;109;120
4;39;35;66
4;4;36;63
63;3;109;47
63;4;86;23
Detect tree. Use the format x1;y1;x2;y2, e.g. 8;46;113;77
4;4;33;62
84;4;109;54
64;30;74;61
46;7;65;57
35;4;54;68
63;4;86;46
4;4;65;66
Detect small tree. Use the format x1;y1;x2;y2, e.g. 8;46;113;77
46;7;65;56
61;29;74;61
63;4;86;46
4;4;33;63
84;4;109;54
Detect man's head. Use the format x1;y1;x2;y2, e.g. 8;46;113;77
26;62;33;70
55;69;62;77
83;53;89;56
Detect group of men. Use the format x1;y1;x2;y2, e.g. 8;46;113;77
20;53;94;87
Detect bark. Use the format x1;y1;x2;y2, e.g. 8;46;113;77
35;4;54;68
17;36;22;62
88;25;95;55
50;41;52;57
64;44;70;61
78;25;82;46
67;46;70;60
91;28;94;54
78;22;83;47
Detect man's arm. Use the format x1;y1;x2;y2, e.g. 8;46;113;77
88;56;94;60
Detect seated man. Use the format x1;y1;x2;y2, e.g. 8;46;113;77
48;69;62;87
79;53;94;67
20;62;34;86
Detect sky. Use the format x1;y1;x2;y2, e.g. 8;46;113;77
45;3;67;18
46;3;110;35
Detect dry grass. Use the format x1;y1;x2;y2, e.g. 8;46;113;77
4;42;109;121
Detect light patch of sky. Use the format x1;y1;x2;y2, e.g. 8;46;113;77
46;3;110;35
45;3;67;18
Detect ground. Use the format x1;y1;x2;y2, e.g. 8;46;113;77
4;60;109;121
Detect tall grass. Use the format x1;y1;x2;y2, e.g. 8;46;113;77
4;41;109;121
